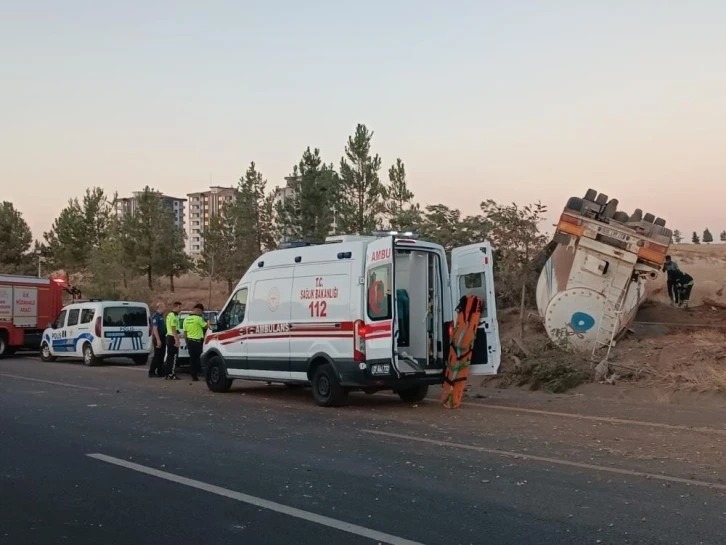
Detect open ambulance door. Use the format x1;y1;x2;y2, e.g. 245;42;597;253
450;242;501;375
363;236;399;377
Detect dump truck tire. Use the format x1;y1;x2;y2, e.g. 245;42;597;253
603;199;618;218
654;217;666;227
584;189;597;201
566;197;584;212
643;212;655;223
630;209;643;222
613;211;630;223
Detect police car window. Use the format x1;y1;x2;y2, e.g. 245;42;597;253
56;310;67;328
367;265;392;321
67;308;80;326
103;306;148;327
80;309;95;324
458;273;488;315
221;288;248;329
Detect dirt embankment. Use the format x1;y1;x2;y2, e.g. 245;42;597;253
482;243;726;396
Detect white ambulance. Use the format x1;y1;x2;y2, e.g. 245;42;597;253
40;300;151;366
203;232;501;406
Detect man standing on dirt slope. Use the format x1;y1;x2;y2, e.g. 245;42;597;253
674;270;695;308
662;255;680;305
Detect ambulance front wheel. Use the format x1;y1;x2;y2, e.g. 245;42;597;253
397;384;429;403
206;356;233;393
40;342;56;362
311;363;348;407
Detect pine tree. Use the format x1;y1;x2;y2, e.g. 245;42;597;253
336;124;385;234
199;204;241;294
703;228;713;244
43;187;113;273
228;162;276;271
0;201;33;274
692;231;701;244
86;217;127;299
276;149;339;243
384;158;420;231
124;187;166;289
153;205;190;292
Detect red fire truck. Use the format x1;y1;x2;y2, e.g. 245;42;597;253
0;274;81;357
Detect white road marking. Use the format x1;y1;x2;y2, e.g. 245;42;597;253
363;430;726;492
87;453;426;545
380;392;726;436
456;400;726;436
0;373;99;391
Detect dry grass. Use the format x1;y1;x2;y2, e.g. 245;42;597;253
78;273;232;311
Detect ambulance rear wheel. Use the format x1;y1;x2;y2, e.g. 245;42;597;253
397;384;429;403
82;343;99;366
40;342;56;362
311;363;347;407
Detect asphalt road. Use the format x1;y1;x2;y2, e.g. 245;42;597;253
1;356;725;545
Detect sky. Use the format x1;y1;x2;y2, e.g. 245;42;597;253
2;1;725;241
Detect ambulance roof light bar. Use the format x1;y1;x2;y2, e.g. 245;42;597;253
372;230;419;240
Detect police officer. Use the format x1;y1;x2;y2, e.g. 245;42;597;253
164;301;182;380
148;302;166;378
184;303;209;382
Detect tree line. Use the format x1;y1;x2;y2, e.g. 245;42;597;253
670;229;726;244
0;123;549;307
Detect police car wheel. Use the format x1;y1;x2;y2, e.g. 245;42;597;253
82;344;98;366
132;355;148;365
311;363;347;407
40;342;56;362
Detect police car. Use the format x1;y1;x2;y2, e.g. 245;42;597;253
176;310;218;363
40;300;152;366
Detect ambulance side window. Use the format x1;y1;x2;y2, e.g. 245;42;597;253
458;273;488;315
218;288;248;331
367;265;392;321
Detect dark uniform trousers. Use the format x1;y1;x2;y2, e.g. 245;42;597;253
164;336;179;377
187;339;204;379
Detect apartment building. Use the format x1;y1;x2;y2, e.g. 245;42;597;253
186;186;237;257
115;191;186;230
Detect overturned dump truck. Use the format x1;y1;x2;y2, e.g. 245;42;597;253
536;189;671;358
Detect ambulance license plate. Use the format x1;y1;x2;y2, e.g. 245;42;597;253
371;364;390;375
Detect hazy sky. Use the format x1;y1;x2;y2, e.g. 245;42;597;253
2;1;725;241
